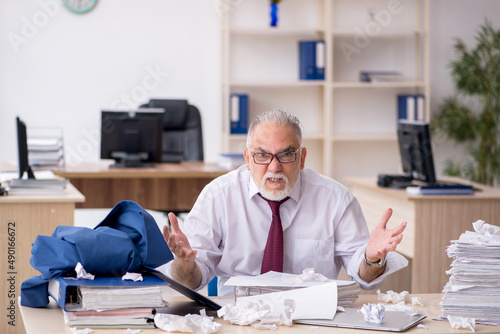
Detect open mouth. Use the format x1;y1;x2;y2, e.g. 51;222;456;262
266;176;284;188
259;172;291;201
268;177;282;182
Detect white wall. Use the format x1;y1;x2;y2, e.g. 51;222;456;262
0;0;221;166
429;0;500;177
1;0;500;176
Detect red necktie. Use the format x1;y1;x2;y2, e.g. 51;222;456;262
259;194;290;274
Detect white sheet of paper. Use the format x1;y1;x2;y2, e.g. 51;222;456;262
225;271;353;288
236;281;338;320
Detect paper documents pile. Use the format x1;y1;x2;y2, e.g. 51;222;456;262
63;307;156;329
49;274;170;329
440;220;500;326
79;285;167;310
225;270;360;307
8;171;68;194
27;127;65;170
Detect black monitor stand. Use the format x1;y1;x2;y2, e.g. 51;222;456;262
110;152;154;168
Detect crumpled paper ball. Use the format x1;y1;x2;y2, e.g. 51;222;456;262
217;298;295;329
359;303;385;324
154;312;221;334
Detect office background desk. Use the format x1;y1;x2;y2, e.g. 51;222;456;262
54;161;232;211
345;177;500;294
0;184;85;334
20;293;500;334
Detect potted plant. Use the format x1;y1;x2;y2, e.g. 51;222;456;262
431;19;500;186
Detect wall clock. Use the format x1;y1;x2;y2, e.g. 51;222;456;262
62;0;98;14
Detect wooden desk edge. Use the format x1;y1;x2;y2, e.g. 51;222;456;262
54;162;233;179
0;183;85;203
344;177;500;200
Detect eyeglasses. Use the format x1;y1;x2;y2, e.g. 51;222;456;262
250;146;302;165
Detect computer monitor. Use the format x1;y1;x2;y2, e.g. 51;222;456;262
100;109;164;168
16;116;35;179
397;120;437;184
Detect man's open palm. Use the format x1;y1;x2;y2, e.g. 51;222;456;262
163;212;197;263
365;208;407;262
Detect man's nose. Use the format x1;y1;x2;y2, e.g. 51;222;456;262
267;156;283;172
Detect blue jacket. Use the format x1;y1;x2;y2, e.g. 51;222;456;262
20;200;173;307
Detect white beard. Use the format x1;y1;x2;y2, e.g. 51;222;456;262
259;172;292;201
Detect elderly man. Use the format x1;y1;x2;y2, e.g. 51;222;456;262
160;109;407;296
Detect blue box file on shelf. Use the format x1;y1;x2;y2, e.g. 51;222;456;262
230;93;249;134
299;40;325;80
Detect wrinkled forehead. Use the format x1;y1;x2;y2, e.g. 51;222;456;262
248;123;301;150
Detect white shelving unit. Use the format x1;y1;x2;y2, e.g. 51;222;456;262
220;0;429;182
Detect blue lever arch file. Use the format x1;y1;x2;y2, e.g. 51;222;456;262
230;93;249;134
48;275;169;311
299;40;325;80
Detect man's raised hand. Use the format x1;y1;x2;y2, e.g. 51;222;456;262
365;208;407;262
163;212;197;263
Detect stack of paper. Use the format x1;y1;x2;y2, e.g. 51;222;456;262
440;220;500;326
359;71;404;83
49;275;170;329
225;271;360;307
27;127;65;170
63;308;155;329
8;171;68;194
80;285;167;310
217;153;246;169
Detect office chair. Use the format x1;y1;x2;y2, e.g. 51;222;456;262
140;99;204;162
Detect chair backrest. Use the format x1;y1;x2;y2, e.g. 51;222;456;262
140;99;204;162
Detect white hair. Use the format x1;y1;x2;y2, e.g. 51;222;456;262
246;109;303;148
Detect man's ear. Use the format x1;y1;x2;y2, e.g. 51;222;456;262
243;148;251;170
300;147;307;170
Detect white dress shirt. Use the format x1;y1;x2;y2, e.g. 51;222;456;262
159;165;408;296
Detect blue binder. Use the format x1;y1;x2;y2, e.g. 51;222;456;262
48;275;169;311
299;40;325;80
397;94;425;121
410;184;474;196
230;93;248;134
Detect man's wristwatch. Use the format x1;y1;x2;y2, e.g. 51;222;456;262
363;252;386;268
